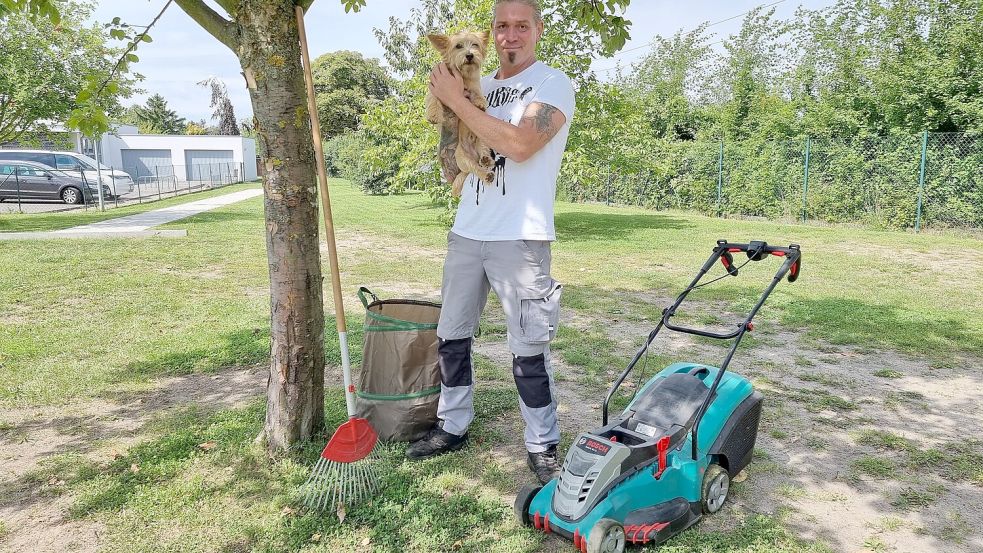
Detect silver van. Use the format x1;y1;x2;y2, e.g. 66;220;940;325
0;150;133;196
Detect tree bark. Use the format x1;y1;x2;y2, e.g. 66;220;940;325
177;0;326;452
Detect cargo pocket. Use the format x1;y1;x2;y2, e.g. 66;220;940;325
518;279;562;343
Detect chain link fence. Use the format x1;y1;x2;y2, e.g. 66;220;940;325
0;161;246;213
560;132;982;231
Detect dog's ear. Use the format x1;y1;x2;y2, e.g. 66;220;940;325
427;34;449;52
479;30;490;51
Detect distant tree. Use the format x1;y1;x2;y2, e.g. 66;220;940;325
198;77;239;135
0;1;134;143
133;93;186;134
311;50;391;139
185;120;208;135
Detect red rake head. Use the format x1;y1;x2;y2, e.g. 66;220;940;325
320;417;379;463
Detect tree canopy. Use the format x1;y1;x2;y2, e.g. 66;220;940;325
199;77;240;135
132;93;186;135
0;1;134;143
312;50;391;139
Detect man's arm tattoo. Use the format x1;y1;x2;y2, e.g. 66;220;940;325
523;103;560;137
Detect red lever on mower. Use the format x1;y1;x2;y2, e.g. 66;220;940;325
719;251;739;277
654;436;670;479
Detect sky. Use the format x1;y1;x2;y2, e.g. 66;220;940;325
88;0;830;123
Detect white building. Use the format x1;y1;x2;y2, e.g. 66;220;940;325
95;125;257;183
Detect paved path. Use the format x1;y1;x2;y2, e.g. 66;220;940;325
0;188;263;240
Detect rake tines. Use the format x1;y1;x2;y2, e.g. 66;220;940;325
302;447;383;511
301;416;381;512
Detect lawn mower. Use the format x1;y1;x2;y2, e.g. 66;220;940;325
514;239;801;553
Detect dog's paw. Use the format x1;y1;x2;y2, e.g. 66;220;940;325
481;171;495;184
479;154;493;166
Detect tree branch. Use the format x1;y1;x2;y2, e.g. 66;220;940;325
95;0;178;98
298;0;315;12
174;0;239;52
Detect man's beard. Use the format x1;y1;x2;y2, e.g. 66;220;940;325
507;52;516;63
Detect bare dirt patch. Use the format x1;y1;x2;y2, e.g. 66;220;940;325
0;367;266;553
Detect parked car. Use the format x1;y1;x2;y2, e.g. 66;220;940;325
0;149;133;196
0;160;111;204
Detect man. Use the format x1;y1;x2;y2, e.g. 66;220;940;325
405;0;575;485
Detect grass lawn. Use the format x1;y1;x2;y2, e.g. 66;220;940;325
1;180;980;552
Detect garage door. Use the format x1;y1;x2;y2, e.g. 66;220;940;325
184;150;234;182
121;149;174;180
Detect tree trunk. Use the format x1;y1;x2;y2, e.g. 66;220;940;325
236;1;325;451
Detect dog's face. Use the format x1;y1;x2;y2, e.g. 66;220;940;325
427;31;490;74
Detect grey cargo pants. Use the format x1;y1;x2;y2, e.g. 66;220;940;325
436;232;563;453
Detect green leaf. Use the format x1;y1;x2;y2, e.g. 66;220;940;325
126;53;139;63
141;34;153;43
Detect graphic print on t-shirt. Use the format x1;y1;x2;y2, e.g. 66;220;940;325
473;85;533;204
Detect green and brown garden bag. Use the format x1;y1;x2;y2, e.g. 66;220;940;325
354;287;442;442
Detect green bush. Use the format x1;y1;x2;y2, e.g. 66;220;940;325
323;130;403;195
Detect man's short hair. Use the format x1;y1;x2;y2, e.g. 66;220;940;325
492;0;543;23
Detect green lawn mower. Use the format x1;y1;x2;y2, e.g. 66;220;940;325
515;240;801;552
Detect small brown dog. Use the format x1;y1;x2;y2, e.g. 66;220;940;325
425;31;495;197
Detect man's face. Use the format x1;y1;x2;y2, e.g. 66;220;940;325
492;2;543;68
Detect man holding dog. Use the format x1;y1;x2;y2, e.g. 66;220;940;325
406;0;576;485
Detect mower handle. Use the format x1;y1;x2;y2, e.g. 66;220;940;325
603;240;801;449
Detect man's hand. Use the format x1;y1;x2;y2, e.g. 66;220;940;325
429;63;466;109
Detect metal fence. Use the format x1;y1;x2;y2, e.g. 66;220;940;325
0;161;246;213
560;131;982;231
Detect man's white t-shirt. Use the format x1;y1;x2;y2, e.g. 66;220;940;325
450;61;575;241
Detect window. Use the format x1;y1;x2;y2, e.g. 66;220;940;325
16;165;47;177
55;154;81;171
0;164;15;175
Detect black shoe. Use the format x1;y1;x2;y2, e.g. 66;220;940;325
405;426;468;460
527;444;562;484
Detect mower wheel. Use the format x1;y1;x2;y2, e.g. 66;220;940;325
701;464;731;514
586;518;625;553
513;484;541;526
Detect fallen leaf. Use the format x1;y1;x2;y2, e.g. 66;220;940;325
198;441;217;451
311;533;321;542
281;506;296;517
361;537;371;546
733;470;748;483
336;502;346;524
452;541;462;550
129;463;140;473
111;451;124;460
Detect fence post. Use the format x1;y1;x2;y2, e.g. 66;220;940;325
802;136;811;223
915;130;928;232
79;166;88;211
606;162;612;206
112;165;119;208
716;140;724;217
14;171;22;213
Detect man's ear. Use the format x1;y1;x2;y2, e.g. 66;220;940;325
479;30;490;51
427;34;449;52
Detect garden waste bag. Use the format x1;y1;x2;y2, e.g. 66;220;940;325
354;287;441;442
